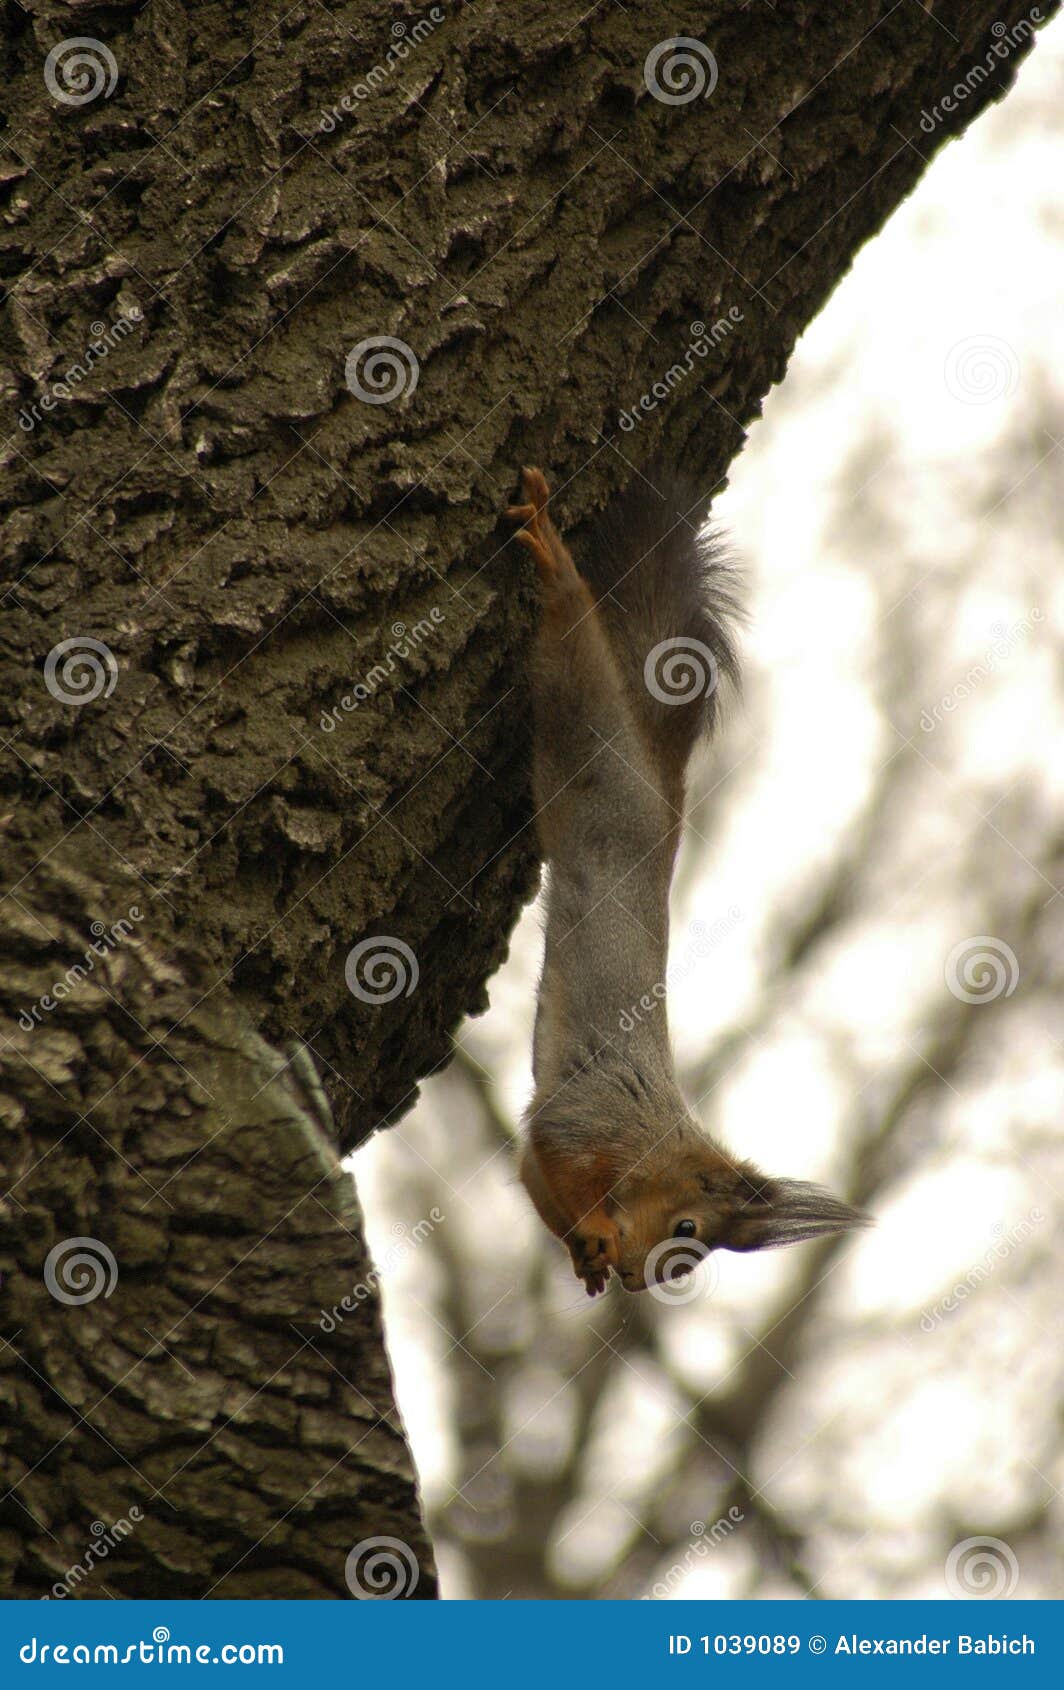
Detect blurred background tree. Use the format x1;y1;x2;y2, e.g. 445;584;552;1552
355;25;1064;1601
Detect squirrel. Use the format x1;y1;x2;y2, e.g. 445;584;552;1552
507;466;867;1297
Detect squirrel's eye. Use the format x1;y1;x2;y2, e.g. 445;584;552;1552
673;1219;697;1239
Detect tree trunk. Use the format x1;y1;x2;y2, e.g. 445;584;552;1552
0;0;1052;1598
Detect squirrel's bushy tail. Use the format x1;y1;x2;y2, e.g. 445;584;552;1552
579;469;742;794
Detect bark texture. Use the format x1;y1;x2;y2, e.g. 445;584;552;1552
0;0;1053;1598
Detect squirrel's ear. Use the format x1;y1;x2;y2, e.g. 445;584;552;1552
717;1170;870;1253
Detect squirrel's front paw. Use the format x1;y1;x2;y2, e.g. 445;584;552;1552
568;1216;620;1298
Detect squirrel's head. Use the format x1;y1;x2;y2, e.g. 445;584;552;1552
524;1071;868;1295
609;1132;868;1294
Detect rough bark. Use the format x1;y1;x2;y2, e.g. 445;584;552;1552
0;0;1053;1598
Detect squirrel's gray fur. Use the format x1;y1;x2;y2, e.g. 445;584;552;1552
507;465;867;1297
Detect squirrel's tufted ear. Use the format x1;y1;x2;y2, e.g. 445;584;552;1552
716;1168;870;1253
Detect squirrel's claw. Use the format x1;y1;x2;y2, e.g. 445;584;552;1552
519;466;550;511
569;1221;620;1297
506;468;567;579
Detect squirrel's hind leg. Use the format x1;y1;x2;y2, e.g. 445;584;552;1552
506;466;579;583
